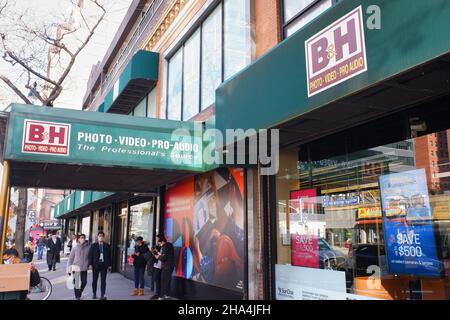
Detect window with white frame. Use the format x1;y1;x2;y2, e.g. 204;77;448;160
282;0;336;38
166;0;252;121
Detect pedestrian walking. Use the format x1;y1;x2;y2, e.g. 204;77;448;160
67;234;90;300
88;232;112;300
46;232;62;271
155;234;174;300
68;234;78;252
130;236;150;296
149;244;162;300
36;235;46;260
23;237;34;262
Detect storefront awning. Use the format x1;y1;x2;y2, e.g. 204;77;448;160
216;0;450;148
54;191;136;219
103;50;158;114
1;104;204;192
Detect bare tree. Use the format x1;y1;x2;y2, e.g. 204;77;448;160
0;0;107;256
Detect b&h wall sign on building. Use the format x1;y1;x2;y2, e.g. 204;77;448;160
305;6;367;97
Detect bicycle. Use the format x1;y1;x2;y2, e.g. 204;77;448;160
28;276;52;300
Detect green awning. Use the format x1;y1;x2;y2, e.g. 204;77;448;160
104;50;159;114
1;104;205;192
216;0;450;147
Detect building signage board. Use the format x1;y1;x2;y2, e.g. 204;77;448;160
379;169;444;277
305;6;367;97
4;104;204;172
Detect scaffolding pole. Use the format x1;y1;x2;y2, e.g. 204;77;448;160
0;161;11;259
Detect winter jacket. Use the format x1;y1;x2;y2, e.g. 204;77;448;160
67;242;90;272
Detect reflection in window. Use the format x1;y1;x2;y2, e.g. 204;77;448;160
165;0;252;119
126;201;154;266
183;29;201;120
224;0;251;80
275;127;450;300
283;0;334;38
201;5;222;110
283;0;317;22
167;49;183;120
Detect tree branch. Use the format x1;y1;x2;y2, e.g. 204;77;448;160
0;74;32;104
46;0;106;104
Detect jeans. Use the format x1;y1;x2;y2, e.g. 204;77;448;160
134;266;145;289
73;271;87;299
153;268;161;296
92;267;107;297
37;246;44;260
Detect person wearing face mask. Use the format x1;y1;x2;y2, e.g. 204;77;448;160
88;232;112;300
46;232;62;271
67;234;90;300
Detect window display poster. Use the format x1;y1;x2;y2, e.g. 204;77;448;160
164;168;245;292
290;188;317;214
379;168;432;221
291;233;319;268
379;169;443;277
382;222;443;276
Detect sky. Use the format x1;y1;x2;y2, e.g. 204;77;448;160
0;0;133;110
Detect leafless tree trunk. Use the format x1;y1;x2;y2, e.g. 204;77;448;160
0;0;107;256
15;189;27;257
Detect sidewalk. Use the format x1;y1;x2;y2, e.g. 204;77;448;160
33;255;154;300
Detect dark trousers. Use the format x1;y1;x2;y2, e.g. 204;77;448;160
160;267;173;297
48;255;57;270
148;266;155;291
92;267;107;297
153;267;161;296
134;266;145;289
73;271;87;299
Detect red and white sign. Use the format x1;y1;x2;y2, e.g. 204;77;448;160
291;233;319;268
22;119;71;156
305;6;367;97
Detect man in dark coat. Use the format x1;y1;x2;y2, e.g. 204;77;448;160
88;231;112;300
156;234;174;300
46;232;62;271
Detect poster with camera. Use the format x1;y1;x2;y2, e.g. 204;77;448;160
379;168;444;277
164;168;245;291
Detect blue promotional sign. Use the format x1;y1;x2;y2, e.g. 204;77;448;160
379;169;444;277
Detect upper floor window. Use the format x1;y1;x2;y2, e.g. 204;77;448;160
129;88;157;118
166;0;252;121
282;0;336;38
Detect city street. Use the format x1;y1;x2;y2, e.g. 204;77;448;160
33;253;151;301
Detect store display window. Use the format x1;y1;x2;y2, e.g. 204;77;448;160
275;116;450;300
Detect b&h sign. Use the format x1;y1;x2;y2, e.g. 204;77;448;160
22;119;71;156
305;6;367;97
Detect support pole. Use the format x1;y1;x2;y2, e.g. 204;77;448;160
0;161;11;259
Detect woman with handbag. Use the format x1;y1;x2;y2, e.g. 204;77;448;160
130;236;150;296
67;234;90;300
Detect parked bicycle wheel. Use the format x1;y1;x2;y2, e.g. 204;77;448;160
28;277;52;300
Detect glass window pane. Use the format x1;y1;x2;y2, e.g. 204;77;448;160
133;97;146;117
285;0;333;37
201;5;222;110
159;61;168;119
147;88;157;118
183;29;201;120
224;0;252;80
283;0;316;22
167;49;183;120
126;201;154;266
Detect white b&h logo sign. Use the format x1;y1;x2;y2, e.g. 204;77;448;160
22;119;71;156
